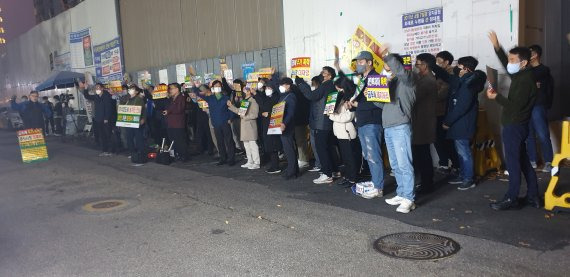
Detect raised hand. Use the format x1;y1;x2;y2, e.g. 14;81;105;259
488;31;500;50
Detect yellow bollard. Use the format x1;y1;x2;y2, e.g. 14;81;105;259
544;120;570;211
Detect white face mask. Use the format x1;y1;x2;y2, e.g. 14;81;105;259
265;88;273;96
257;82;264;89
212;87;222;93
95;90;102;95
310;86;316;91
128;89;136;96
507;62;521;74
279;86;287;93
382;69;393;78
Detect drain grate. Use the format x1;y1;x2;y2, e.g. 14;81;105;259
82;199;129;213
374;232;460;260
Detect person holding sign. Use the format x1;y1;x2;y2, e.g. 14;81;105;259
227;87;260;169
222;78;246;154
122;85;147;165
277;78;298;180
80;82;115;157
164;83;189;162
347;51;385;199
252;78;283;174
379;48;417;214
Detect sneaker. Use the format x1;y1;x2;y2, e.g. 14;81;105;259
448;176;463;185
541;162;553;173
332;172;342;178
362;189;383;199
457;181;476;191
389;171;395;177
298;160;310;168
530;161;537;169
127;155;132;159
313;173;333;184
308;166;321;172
99;152;112;157
131;163;145;167
385;196;406;206
248;164;260;170
241;162;252;168
504;170;509;176
266;168;282;174
396;199;416;213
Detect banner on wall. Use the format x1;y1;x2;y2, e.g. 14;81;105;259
402;7;443;58
69;28;94;69
341;25;385;74
291;57;311;80
94;37;123;84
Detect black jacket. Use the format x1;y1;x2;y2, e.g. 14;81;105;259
353;69;383;127
82;89;115;123
297;78;334;130
531;64;554;109
19;101;45;129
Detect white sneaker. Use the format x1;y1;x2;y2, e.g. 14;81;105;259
308;166;321;172
362;189;383;199
313;173;333;184
385;196;405;206
298;160;310;168
396;199;416;213
99;152;112;157
248;164;260;170
241;162;252;168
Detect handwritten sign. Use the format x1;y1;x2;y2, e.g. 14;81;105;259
18;128;48;163
366;75;390;102
116;105;142;128
291;57;311;80
153;84;168;99
323;91;339;115
267;101;286;135
403;7;443;57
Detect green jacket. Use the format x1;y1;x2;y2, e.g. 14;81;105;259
494;47;536;126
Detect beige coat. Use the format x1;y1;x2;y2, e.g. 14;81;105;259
229;97;259;141
328;101;357;140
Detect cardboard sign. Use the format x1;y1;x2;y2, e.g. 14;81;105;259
291;57;311;80
238;100;250;116
323;91;339;114
402;55;412;71
18;128;48;163
153;84;168;99
197;98;209;110
109;80;123;94
366;75;390;102
342;25;385;74
116;105;142;128
267;101;286;135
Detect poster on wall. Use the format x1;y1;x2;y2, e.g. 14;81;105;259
291;57;311;80
54;52;71;71
176;64;187;84
402;7;443;58
159;69;168;84
94;37;123;84
69;28;94;69
242;63;255;80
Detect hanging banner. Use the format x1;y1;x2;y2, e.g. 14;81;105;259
242;63;255;80
94;37;123;84
323;91;339;115
69;28;94;69
366;75;390;102
116;105;142;128
153;84;168;99
18;128;49;163
291;57;311;80
403;7;443;58
341;25;385;74
238;100;250;116
267;101;286;135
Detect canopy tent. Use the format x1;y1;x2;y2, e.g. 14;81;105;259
35;71;85;91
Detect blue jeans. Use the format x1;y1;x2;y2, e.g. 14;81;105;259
358;124;384;189
384;124;415;201
526;105;553;164
454;139;474;183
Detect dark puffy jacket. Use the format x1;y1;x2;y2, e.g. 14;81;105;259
292;85;310;126
82;89;114;123
12;100;44;129
297;78;333;130
443;70;486;140
203;93;234;128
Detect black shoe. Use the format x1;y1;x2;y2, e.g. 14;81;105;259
490;198;521;211
227;160;236;166
457;181;476;191
216;160;226;166
282;173;297;180
525;197;541;209
337;179;356;188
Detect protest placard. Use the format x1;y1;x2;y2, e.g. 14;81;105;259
267;101;286;135
323;91;339;115
18;128;48;163
366;75;390;102
116;105;142;128
153;84;168;99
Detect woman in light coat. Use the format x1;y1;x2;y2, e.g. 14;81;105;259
228;87;260;169
328;75;362;187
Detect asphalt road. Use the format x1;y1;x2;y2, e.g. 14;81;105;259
0;131;568;276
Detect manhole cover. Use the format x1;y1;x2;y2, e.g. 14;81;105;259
374;232;460;260
82;199;129;213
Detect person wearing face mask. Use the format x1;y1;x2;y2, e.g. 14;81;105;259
487;31;539;211
222;78;246;155
411;53;438;195
200;80;235;166
227;86;260;169
434;56;481;191
347;51;385;198
525;44;554;173
192;85;216;155
253;77;283;173
308;76;323;172
277;78;298;179
164;83;189;162
297;67;339;184
124;85;147;164
377;48;417;214
434;51;459;173
80;82;115;157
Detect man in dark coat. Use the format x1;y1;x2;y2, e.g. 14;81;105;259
80;81;115;156
11;91;45;131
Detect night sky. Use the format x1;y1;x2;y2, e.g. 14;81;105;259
0;0;36;42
